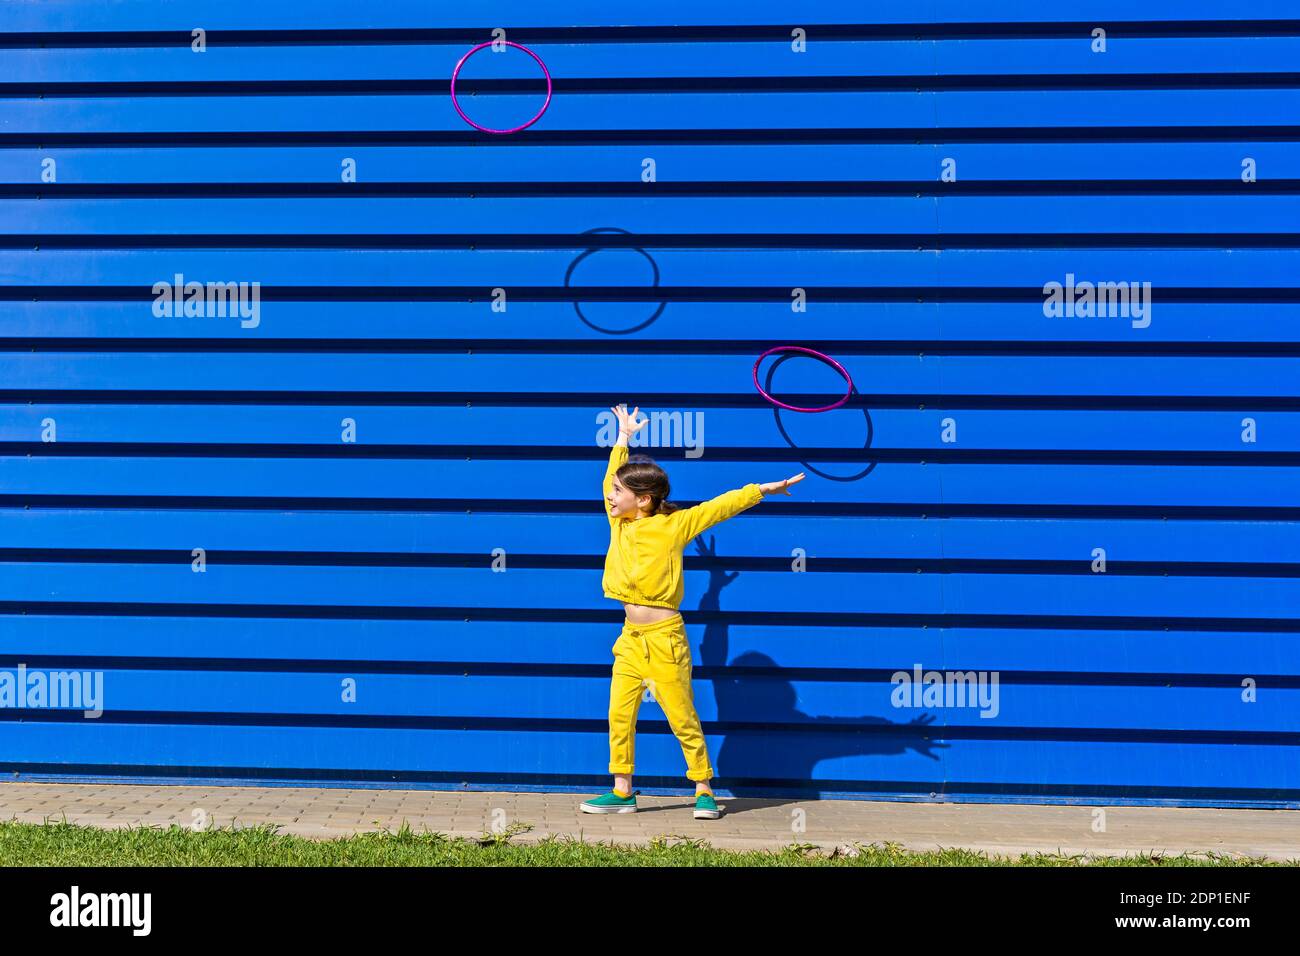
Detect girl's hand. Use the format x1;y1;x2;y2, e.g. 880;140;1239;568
611;403;648;436
761;473;805;496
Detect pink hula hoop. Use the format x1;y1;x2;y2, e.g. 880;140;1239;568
449;40;552;134
753;345;854;413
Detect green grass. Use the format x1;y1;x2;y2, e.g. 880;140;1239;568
0;817;1289;866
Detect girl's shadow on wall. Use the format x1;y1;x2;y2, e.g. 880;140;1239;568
692;535;948;815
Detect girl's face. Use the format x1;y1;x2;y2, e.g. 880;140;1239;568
608;475;650;520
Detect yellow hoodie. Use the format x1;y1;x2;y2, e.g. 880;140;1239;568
601;442;765;610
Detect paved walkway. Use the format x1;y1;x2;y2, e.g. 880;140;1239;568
1;782;1296;861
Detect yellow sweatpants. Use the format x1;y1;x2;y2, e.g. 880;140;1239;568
607;612;714;782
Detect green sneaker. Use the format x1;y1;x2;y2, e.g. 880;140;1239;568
693;791;721;819
580;789;640;814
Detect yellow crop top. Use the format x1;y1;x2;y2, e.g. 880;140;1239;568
601;442;765;610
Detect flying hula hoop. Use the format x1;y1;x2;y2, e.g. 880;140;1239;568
450;40;553;134
753;345;854;413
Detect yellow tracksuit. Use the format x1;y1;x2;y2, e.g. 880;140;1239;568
601;442;765;780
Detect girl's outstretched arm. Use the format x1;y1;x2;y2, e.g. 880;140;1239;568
671;472;805;544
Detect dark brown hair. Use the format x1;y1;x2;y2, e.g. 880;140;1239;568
616;454;681;516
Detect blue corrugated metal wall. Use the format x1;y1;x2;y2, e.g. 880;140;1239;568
1;1;1297;807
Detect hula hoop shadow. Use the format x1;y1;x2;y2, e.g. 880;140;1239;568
564;227;667;335
761;351;876;482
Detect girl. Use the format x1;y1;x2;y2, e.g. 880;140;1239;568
581;404;805;819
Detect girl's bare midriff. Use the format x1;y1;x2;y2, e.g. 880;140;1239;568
622;602;680;625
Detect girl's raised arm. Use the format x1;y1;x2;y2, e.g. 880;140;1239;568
602;405;644;523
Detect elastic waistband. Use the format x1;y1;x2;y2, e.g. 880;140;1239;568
621;611;683;634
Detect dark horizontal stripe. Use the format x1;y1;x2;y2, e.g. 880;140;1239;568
932;779;1300;804
14;233;1300;250
6;495;1300;520
0;707;1295;745
10;179;1300;198
3;600;1298;632
4;21;1300;48
7;126;1300;147
12;73;1300;96
7;285;1300;303
7;338;1300;358
1;654;1295;688
3;390;1298;412
8;548;1300;579
5;441;1299;466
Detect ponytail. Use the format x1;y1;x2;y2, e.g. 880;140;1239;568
654;497;681;516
